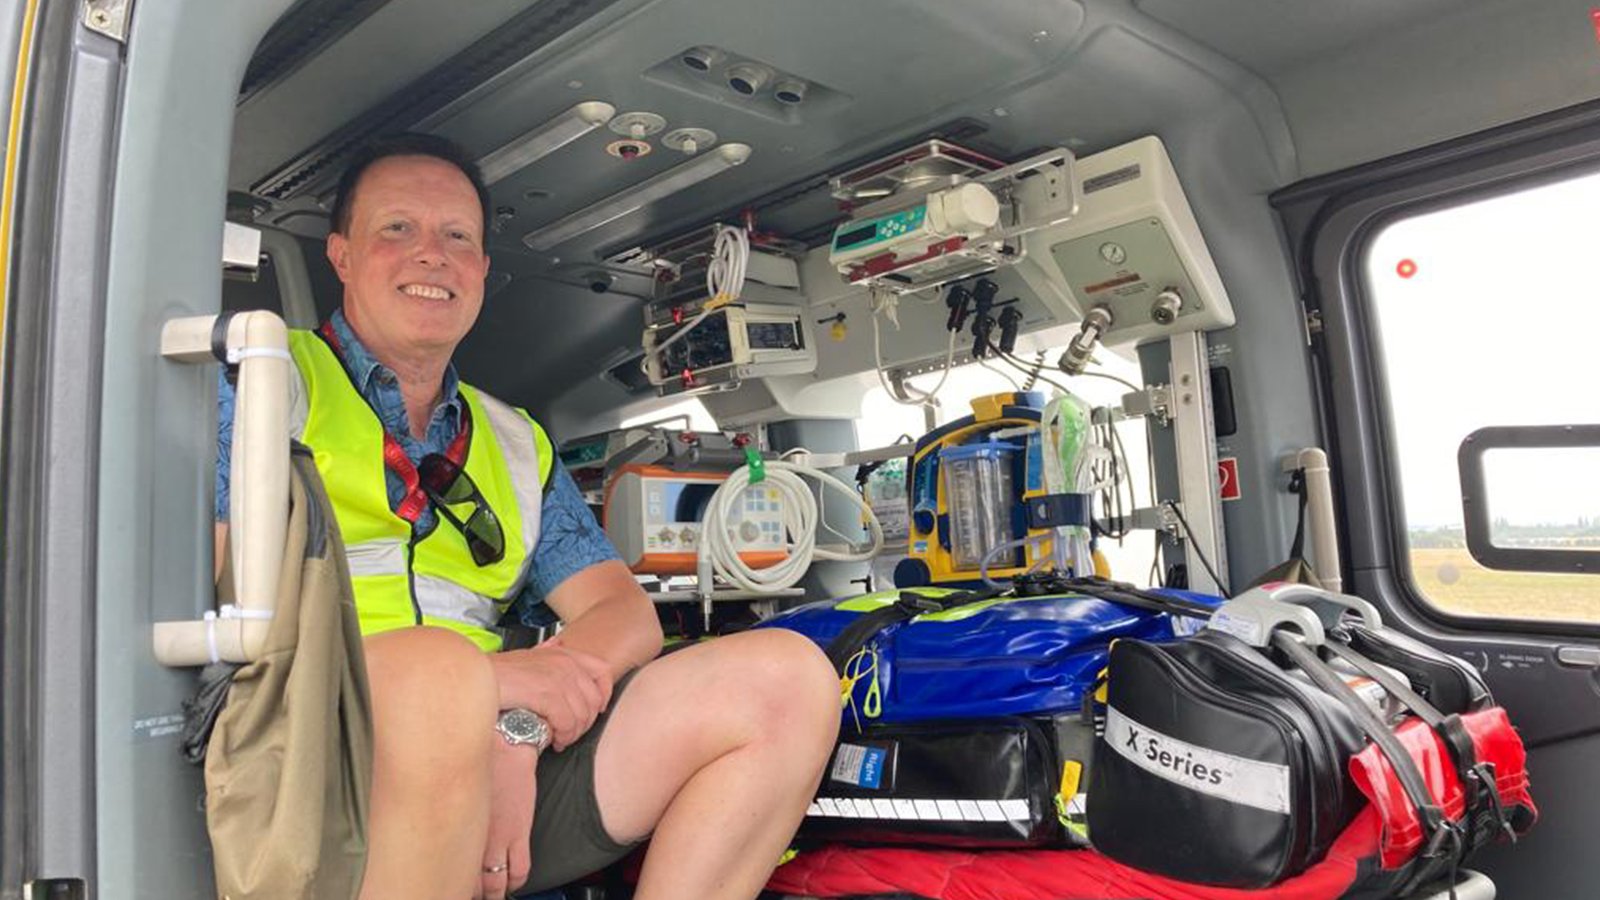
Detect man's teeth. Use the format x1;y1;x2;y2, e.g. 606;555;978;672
401;284;452;300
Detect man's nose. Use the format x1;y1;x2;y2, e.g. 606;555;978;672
412;232;449;267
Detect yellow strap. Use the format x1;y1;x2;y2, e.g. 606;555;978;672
1059;759;1083;800
838;646;882;732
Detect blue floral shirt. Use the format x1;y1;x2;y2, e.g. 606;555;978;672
216;309;618;627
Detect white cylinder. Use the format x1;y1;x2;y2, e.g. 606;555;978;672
932;182;1001;236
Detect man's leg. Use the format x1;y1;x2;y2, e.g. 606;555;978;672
591;628;841;900
360;627;499;900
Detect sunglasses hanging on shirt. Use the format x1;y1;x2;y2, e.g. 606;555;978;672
419;453;507;567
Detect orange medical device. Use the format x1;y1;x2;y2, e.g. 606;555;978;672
602;464;788;575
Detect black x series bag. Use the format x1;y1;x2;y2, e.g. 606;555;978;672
1087;618;1523;891
1088;631;1369;887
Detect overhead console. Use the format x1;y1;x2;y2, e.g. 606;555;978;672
1013;136;1235;356
616;135;1233;424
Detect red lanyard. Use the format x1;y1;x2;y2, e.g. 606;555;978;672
319;321;470;524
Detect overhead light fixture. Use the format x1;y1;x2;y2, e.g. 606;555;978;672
476;101;616;186
521;142;752;251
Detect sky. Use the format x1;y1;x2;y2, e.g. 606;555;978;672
1365;170;1600;529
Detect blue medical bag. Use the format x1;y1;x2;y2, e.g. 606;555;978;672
757;581;1220;725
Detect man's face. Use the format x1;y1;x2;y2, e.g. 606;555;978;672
326;154;490;362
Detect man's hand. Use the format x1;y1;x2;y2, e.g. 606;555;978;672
488;642;614;751
477;739;538;900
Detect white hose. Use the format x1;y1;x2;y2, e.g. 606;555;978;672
707;223;749;302
643;224;750;376
871;300;957;408
696;460;885;594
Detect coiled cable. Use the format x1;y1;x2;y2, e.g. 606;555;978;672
696;459;885;594
642;224;751;375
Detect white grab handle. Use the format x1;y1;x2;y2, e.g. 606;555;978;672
153;310;290;666
1284;447;1342;591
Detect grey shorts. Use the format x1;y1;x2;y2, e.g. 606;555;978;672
518;670;644;894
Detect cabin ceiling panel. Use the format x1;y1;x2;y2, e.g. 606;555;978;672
439;0;1091;264
1274;0;1600;177
231;0;541;189
1132;0;1471;79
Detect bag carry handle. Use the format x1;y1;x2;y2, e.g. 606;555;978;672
1016;573;1219;619
1258;582;1384;631
1272;635;1459;862
1320;642;1516;847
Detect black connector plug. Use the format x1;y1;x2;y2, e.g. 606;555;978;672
945;284;972;333
999;305;1024;355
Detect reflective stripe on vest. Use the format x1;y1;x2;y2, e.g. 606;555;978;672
286;330;553;651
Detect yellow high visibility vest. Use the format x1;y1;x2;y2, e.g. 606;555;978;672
286;330;553;651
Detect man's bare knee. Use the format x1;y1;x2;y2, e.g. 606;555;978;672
723;629;840;746
366;627;498;765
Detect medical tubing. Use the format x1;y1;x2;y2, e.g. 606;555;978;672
871;308;958;407
1042;394;1095;576
979;533;1051;590
697;460;885;593
643;225;750;375
987;338;1070;394
978;356;1022;390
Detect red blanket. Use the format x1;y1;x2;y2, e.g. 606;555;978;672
768;806;1382;900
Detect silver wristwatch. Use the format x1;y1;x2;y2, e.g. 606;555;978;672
495;708;552;751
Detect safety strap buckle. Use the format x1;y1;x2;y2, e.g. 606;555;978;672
895;591;947;613
1422;816;1464;860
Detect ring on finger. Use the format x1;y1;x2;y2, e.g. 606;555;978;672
483;862;509;874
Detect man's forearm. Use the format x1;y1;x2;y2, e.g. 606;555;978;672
552;589;662;680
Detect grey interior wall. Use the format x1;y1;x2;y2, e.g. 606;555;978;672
0;1;25;137
1083;0;1321;589
1155;150;1318;588
21;0;124;881
96;0;297;897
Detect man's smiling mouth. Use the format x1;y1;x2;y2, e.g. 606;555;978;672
400;283;454;300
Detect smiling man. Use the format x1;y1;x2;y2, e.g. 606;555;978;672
215;133;839;900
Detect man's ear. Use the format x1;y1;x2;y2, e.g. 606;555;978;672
326;232;351;283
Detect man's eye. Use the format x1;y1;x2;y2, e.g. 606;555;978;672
449;230;474;242
383;222;410;233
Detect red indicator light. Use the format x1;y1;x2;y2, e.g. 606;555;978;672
1592;8;1600;52
1397;259;1418;279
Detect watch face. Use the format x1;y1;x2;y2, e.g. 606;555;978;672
500;709;548;746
